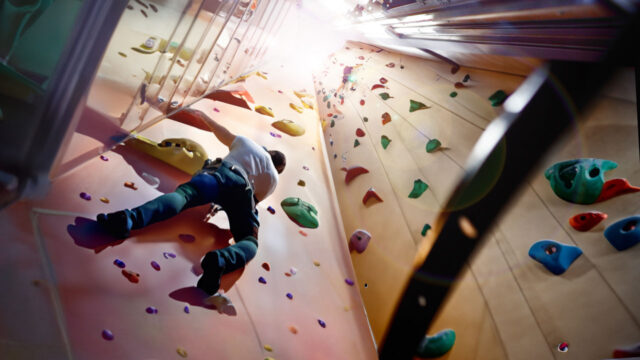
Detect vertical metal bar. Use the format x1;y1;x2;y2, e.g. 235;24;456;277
251;0;285;65
254;0;291;64
201;0;243;89
246;0;281;65
231;0;278;75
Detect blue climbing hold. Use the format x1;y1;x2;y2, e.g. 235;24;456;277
604;215;640;251
528;240;582;275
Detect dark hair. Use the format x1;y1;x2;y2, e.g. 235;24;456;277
268;150;286;174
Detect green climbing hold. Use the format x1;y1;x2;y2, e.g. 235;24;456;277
330;120;335;128
354;139;360;147
544;158;617;204
449;91;457;98
281;197;319;228
416;329;456;358
421;224;431;237
488;90;508;106
426;139;441;153
363;117;368;122
408;179;428;199
379;93;392;100
381;135;391;149
409;100;429;112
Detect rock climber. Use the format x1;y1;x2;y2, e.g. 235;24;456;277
97;107;286;302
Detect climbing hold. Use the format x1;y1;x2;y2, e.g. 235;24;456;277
363;116;368;122
284;272;291;277
350;229;372;253
528;240;582;275
271;119;305;137
454;82;465;89
356;128;365;137
362;188;383;205
280;197;319;229
289;325;298;334
371;84;385;90
294;90;310;99
409;179;428;198
345;278;355;286
79;192;91;201
179;234;195;243
360;99;365;106
596;178;640;202
322;94;330;102
379;93;392;100
301;98;314;110
379;77;388;84
213;107;220;112
409;100;429;112
381;112;391;125
313;260;320;267
342;166;370;185
401;65;405;69
381;135;391;149
122;269;140;283
557;342;569;352
299;230;308;237
569;211;607;231
255;105;274;117
297;180;306;187
463;74;470;82
256;71;268;80
262;262;270;271
604;215;640;251
141;172;160;188
545;158;617;204
333;154;337;159
290;267;298;275
358;55;365;60
163;252;176;259
269;132;281;138
613;342;640;358
416;329;456;358
421;224;431;237
113;259;126;268
176;347;188;358
267;206;276;214
100;155;109;161
286;293;293;299
140;9;148;17
184;305;190;314
426;139;442;153
145;306;158;314
449;91;458;98
124;181;138;190
327;101;331;109
264;345;273;352
101;329;114;341
488;90;508;106
354;139;360;148
151;261;161;271
289;103;303;113
302;166;309;171
318;319;327;328
330;120;335;128
386;62;395;68
258;276;267;284
118;52;127;58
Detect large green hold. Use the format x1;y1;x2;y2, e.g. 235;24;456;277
381;135;391;149
409;99;429;112
409;179;428;199
416;329;456;358
426;139;441;153
488;90;508;106
544;158;617;204
280;197;319;228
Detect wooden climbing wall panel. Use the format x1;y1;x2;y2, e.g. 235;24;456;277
315;40;639;359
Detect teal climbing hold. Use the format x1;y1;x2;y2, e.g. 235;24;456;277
528;240;582;275
381;135;391;149
449;91;457;98
544;158;617;204
426;139;441;153
409;179;428;199
354;139;360;147
488;90;508;106
409;99;429;112
323;94;330;102
421;224;431;237
281;197;319;229
379;92;392;100
416;329;456;358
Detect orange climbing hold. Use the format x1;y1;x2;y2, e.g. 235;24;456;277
124;181;138;190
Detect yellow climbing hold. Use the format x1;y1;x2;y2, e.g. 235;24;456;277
271;120;305;137
300;98;314;110
99;197;110;203
264;344;273;352
255;105;274;117
256;71;268;80
294;90;311;99
176;347;188;357
289;103;303;113
313;260;320;267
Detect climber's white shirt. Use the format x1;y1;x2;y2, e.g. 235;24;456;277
224;136;278;202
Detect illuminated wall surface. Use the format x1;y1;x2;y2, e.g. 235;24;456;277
1;0;639;360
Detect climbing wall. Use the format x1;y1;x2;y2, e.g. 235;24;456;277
0;56;378;359
315;42;640;359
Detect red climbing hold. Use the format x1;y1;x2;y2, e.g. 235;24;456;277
379;77;388;84
381;112;391;125
360;99;365;106
362;187;383;206
596;178;640;202
371;84;385;90
356;128;365;137
454;82;465;89
343;166;370;185
569;211;607;232
122;269;140;283
262;262;271;271
386;62;395;68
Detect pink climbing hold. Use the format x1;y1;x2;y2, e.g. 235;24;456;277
213;108;220;112
356;128;365;137
360;99;365;106
379;77;388;84
278;90;283;94
178;234;195;243
151;261;161;271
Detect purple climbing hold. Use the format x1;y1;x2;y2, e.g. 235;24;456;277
259;276;267;284
286;293;293;300
345;278;355;286
102;329;114;341
267;206;276;214
163;252;177;259
146;306;158;314
100;155;109;161
151;261;161;271
79;192;91;201
270;132;282;138
184;305;190;314
318;319;326;328
213;107;220;112
113;259;126;268
303;166;309;171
